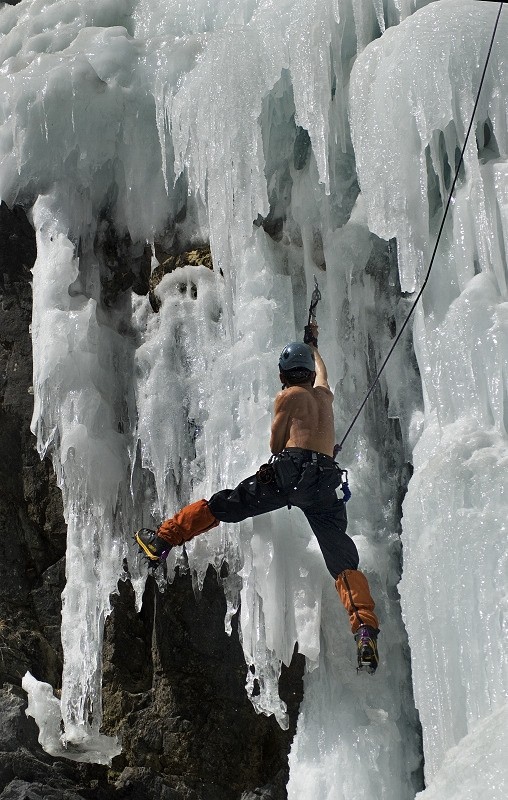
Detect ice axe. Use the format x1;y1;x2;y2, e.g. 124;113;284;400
303;276;321;347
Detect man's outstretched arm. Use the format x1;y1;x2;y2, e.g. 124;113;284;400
311;345;331;392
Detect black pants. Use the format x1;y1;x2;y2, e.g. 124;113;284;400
208;448;359;579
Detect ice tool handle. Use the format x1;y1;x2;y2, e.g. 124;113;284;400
304;276;321;347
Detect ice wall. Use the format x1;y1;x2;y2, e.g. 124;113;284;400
350;0;508;792
0;0;168;758
0;0;506;797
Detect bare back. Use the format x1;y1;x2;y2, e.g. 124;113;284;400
270;383;335;457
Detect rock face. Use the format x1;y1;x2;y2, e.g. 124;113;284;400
0;202;303;799
103;574;303;799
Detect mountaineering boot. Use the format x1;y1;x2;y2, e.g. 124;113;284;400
136;500;219;566
355;625;379;674
135;528;172;565
335;569;379;633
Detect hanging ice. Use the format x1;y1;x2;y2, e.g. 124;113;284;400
350;0;508;792
0;0;506;797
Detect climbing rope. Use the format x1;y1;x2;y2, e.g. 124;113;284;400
336;1;505;452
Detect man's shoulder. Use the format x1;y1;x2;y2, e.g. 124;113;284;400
274;385;307;409
313;384;334;399
275;386;299;403
279;385;309;399
276;385;333;406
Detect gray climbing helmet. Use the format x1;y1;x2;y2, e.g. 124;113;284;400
278;342;315;372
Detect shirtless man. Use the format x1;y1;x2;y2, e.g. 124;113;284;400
136;335;380;672
271;344;335;456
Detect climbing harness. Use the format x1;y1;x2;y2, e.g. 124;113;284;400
336;1;505;452
339;469;351;502
256;462;276;484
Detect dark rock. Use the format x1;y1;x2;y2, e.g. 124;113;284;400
0;780;83;800
114;767;181;799
0;685;39;753
293;127;311;171
30;559;65;653
102;570;304;800
0;686;116;799
95;219;152;309
240;775;287;800
148;247;213;312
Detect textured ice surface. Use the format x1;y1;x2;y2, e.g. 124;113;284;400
0;0;506;796
29;191;136;753
22;671;121;764
350;0;508;293
350;0;508;790
415;703;508;800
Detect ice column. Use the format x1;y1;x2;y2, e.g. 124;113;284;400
29;192;131;759
350;0;508;787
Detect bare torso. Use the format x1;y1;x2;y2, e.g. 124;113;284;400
270;384;335;457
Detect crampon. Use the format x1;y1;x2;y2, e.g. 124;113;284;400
354;625;379;674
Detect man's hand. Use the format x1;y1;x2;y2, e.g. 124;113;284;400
304;321;319;347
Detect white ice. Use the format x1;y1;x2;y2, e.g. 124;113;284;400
22;671;121;764
415;703;508;800
351;0;508;793
0;0;506;798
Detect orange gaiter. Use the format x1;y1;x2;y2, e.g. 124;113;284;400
335;569;379;633
157;499;219;546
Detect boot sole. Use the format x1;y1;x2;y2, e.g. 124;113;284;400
357;645;378;674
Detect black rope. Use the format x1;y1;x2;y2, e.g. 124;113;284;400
337;1;505;452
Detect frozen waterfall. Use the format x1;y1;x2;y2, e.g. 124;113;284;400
0;0;506;797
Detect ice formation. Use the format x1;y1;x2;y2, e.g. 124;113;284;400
0;0;506;798
350;1;508;790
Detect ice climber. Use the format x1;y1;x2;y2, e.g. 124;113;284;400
136;323;380;673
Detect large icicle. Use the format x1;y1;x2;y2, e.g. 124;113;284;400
28;192;127;759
